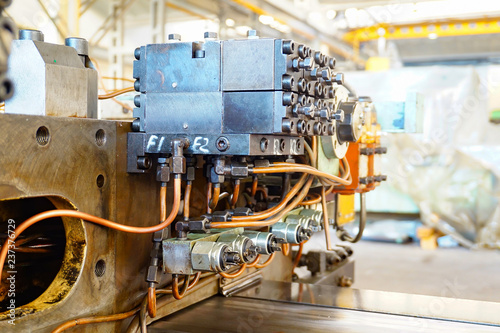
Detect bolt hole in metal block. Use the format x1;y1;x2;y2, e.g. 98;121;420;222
96;174;105;188
95;129;106;146
36;126;50;146
95;259;106;277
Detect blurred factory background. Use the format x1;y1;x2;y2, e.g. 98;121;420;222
3;0;500;319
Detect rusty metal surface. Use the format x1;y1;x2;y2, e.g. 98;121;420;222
0;114;160;332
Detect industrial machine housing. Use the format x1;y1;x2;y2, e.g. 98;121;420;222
0;27;386;332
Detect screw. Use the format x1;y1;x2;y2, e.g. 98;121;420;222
299;57;313;70
137;156;151;170
168;33;181;41
19;29;44;42
183;123;188;129
204;31;218;39
333;110;344;122
216;137;230;152
131;119;141;132
333;73;344;85
282;40;295;54
329;57;336;69
247;30;258;38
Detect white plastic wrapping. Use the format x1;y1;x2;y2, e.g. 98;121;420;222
346;65;500;248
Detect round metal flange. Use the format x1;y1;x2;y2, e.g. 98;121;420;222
321;86;350;159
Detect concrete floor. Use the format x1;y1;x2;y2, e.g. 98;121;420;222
302;229;500;303
353;241;500;302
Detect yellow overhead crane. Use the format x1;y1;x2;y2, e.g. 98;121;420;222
343;16;500;61
344;16;500;42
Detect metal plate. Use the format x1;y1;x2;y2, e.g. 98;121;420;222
148;295;500;333
236;280;500;327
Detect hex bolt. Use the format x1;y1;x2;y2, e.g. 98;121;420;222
260;138;269;152
321;68;331;80
216;137;230;152
204;31;218;40
332;110;344;122
319;107;330;119
296;104;315;117
333;73;344;85
19;29;44;42
134;79;140;92
299;57;313;70
168;33;181;41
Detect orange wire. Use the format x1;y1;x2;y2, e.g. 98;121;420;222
184;182;192;219
300;192;322;205
209;185;220;210
211;176;314;228
321;186;333;251
206;182;212;213
282;243;290;256
258;163;351;186
172;274;190;300
147;287;157;318
231;173;308;221
98;87;134;99
101;76;135;83
52;306;139;333
251;176;258;197
156;272;202;294
292;242;304;273
246;254;261;268
219;263;247;279
230;181;240;207
0;178;182;282
255;252;275;269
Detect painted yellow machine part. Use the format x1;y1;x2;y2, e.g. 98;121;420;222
337;194;355;226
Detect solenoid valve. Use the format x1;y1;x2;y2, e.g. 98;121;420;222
243;231;282;255
270;222;312;244
217;234;258;264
